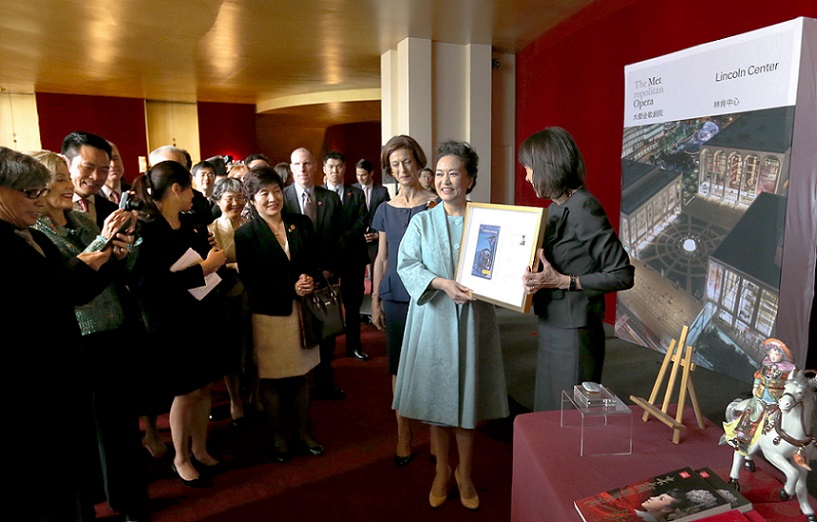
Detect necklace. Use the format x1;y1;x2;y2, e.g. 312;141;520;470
268;219;285;237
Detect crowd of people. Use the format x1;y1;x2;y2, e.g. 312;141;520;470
0;125;633;520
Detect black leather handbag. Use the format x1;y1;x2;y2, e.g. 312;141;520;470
298;282;345;349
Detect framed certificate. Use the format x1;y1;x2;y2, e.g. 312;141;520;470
455;202;546;313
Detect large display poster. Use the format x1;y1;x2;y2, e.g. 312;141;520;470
615;18;816;382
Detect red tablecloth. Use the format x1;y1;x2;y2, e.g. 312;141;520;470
511;407;816;521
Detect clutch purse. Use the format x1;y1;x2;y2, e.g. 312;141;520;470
298;281;345;349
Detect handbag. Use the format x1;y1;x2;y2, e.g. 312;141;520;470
298;280;345;349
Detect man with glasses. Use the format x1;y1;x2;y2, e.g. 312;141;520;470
284;147;346;400
62;131;118;228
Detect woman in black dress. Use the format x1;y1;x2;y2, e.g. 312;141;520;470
130;161;227;486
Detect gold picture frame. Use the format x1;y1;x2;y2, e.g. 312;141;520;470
455;202;546;313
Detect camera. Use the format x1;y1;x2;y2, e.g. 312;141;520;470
120;190;146;212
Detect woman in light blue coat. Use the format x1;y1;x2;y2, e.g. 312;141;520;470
394;141;508;510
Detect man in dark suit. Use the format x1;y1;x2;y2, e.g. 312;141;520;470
61;133;150;520
62;131;119;228
100;140;131;204
352;158;390;266
323;151;370;361
284;147;346;400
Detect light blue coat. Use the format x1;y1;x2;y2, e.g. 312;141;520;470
393;203;509;429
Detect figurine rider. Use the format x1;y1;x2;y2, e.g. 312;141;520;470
726;338;797;454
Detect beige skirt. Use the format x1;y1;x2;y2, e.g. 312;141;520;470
252;301;319;379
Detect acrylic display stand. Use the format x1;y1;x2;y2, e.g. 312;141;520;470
560;387;633;456
630;325;705;444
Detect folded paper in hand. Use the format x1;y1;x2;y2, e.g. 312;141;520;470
169;247;221;301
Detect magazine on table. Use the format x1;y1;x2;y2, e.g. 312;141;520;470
695;467;752;514
574;466;732;522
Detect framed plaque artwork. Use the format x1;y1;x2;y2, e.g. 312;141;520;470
455;202;546;313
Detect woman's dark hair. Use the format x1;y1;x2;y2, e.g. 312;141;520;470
132;160;192;218
518;126;586;200
243;165;284;202
380;135;427;174
355;158;373;172
244;153;270;166
273;162;292;184
212;177;243;200
661;488;686;508
435;140;479;194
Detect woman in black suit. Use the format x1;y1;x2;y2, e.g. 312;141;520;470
519;127;635;411
129;161;227;486
235;166;325;461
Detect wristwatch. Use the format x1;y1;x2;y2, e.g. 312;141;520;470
568;274;577;292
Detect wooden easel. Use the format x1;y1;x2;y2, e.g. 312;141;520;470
630;325;705;444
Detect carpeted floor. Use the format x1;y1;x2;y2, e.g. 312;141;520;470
96;308;815;521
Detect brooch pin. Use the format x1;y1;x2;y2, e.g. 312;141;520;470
289;224;296;232
317;201;323;206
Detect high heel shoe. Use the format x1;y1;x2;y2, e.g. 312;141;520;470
298;438;325;456
171;462;211;488
454;467;479;510
191;455;226;476
271;442;292;463
394;452;416;467
142;436;168;459
429;468;452;508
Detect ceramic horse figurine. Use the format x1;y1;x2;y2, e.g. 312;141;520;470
724;369;817;521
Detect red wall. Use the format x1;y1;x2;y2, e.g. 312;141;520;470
197;101;257;163
36;95;260;179
515;1;817;321
322;121;383;185
36;93;147;182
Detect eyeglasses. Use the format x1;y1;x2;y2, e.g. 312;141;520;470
18;188;50;199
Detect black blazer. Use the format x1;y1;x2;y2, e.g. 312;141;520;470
129;215;217;332
183;189;219;227
235;212;320;316
324;184;369;268
1;222;110;399
1;220;109;513
93;193;119;229
353;182;390;263
353;182;390;229
532;187;634;328
282;185;343;274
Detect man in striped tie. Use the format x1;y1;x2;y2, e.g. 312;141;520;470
100;140;130;204
284;147;347;400
62;131;119;229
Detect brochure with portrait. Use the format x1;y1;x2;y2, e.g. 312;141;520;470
695;467;752;514
574;467;731;522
